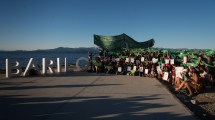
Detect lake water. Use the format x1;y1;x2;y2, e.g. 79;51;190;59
0;51;89;70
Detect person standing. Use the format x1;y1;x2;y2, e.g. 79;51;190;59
88;51;93;72
104;47;109;57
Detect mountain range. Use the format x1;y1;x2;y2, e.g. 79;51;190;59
0;47;99;53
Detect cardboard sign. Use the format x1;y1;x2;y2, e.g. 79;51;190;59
118;67;122;72
115;58;120;62
152;58;158;63
141;57;144;62
183;56;187;64
170;59;174;65
145;69;149;74
130;58;135;63
133;66;137;71
139;67;144;72
175;67;184;79
163;72;169;81
165;59;170;64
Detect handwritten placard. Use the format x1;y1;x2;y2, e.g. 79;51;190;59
165;59;170;64
175;67;184;79
133;66;137;71
130;58;135;63
118;67;122;72
145;69;149;74
115;58;120;62
139;67;144;72
152;58;158;63
141;57;144;62
170;59;174;65
163;72;169;81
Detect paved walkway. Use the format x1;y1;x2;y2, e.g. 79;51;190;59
0;72;197;120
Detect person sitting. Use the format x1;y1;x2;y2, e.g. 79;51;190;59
126;63;132;76
171;65;176;85
188;66;202;93
199;66;211;88
148;64;156;78
138;63;144;77
130;65;137;76
105;63;113;74
144;62;150;77
175;69;193;97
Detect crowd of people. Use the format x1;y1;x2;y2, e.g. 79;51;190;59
88;48;215;97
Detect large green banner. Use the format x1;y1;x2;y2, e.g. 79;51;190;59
94;33;155;50
94;34;125;49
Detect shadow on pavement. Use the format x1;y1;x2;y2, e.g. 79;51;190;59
0;84;122;90
0;94;196;120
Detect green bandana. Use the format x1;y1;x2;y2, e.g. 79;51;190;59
105;66;113;70
206;50;214;56
119;55;127;59
186;63;198;67
161;49;168;54
130;70;136;74
95;62;102;66
201;61;213;67
171;54;176;59
176;59;183;63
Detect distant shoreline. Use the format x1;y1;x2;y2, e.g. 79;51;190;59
0;47;99;53
1;47;214;53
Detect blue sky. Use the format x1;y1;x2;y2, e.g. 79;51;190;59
0;0;214;50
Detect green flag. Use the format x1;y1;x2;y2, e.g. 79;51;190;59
161;49;168;54
189;55;197;59
201;61;213;67
206;50;214;56
94;33;155;50
105;66;113;70
171;54;176;59
187;63;198;67
176;58;183;63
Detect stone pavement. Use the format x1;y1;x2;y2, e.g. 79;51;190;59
0;72;197;120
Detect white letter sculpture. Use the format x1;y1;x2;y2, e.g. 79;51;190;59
76;57;88;71
23;58;39;76
42;58;55;74
6;59;22;78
